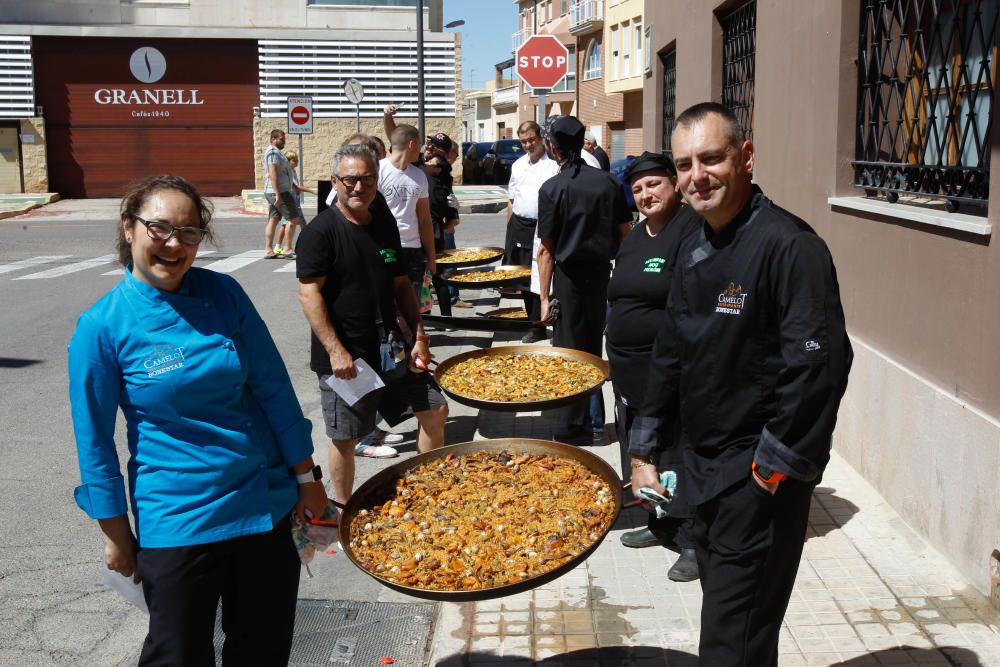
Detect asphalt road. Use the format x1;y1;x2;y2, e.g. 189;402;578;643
0;198;511;665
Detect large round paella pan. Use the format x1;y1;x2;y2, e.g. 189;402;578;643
337;439;623;601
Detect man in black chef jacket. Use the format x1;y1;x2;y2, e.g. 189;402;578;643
537;115;632;446
629;102;852;666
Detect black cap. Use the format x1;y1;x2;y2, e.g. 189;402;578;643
542;115;585;153
622;151;676;183
427;132;454;153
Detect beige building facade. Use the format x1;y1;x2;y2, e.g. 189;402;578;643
514;0;644;161
643;0;1000;598
0;0;460;196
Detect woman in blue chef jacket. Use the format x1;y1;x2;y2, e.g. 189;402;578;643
68;175;328;666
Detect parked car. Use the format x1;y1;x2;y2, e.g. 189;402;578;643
609;155;638;211
482;139;526;186
462;141;493;184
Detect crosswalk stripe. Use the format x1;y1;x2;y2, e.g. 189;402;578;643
0;255;73;276
272;260;298;272
101;250;217;276
201;250;266;273
14;254;116;280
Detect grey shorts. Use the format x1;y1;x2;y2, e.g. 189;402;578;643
266;192;299;222
317;371;446;441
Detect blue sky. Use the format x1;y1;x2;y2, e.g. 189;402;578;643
443;0;519;88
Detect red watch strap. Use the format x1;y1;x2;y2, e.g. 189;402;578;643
752;461;787;484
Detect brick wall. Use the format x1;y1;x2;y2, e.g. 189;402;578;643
19;118;48;193
623;91;644;157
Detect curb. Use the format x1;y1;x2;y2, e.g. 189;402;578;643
0;193;61;220
459;201;507;214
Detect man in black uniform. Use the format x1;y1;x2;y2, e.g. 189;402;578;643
423;131;465;315
537;115;632;446
629;103;852;665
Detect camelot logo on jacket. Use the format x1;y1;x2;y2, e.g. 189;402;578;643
715;282;747;316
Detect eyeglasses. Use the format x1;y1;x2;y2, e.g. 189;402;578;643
336;174;378;189
132;214;206;246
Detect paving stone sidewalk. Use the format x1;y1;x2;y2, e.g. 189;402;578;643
422;303;1000;667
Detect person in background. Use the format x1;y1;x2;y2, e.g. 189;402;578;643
263;129;302;259
423;131;470;315
631;103;852;664
69;174;326;665
583;132;611;171
379;118;436;299
273;149;317;259
607;151;700;581
505;120;559;344
536;115;632;446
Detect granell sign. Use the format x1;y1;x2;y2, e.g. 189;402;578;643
93;47;205;114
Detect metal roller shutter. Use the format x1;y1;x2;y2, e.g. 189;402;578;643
34;37;258;198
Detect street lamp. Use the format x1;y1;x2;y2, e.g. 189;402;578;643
445;19;465;29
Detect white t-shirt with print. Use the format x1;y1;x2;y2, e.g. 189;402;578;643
378;158;429;248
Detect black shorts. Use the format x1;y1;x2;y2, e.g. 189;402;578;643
318;371;446;440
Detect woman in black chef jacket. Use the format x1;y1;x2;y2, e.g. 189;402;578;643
606;151;700;581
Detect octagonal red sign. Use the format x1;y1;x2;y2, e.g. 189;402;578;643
516;35;569;90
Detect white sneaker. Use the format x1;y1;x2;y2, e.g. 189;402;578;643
370;428;404;445
354;443;398;458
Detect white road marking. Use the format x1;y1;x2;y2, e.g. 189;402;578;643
201;250;267;273
102;250;217;275
0;255;73;276
272;260;298;272
14;254;116;280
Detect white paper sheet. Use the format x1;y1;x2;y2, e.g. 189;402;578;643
101;567;148;613
323;358;385;405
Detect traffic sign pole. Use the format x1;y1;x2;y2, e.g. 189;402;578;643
298;134;304;207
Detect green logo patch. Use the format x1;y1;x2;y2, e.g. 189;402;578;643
643;257;666;273
380;248;398;264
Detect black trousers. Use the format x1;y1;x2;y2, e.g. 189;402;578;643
136;514;301;667
550;262;608;430
505;243;543;333
692;477;813;666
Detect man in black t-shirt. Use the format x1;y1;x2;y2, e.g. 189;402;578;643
537;115;633;446
297;143;448;504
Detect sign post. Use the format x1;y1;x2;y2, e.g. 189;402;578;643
343;79;365;133
286;96;313;207
515;35;569;125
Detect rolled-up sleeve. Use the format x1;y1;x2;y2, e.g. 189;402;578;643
68;314;128;519
233;282;313;468
753;233;853;481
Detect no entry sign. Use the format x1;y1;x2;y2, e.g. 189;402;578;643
286;96;313;135
516;35;569;90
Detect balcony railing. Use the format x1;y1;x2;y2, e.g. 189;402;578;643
492;85;519;108
569;0;604;35
512;26;535;53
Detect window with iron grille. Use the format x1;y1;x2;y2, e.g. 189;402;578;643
854;0;997;210
720;0;756;141
661;48;676;155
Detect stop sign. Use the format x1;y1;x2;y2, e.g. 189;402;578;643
516;35;569;89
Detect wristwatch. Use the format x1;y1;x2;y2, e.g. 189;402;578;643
752;461;787;485
295;465;323;485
